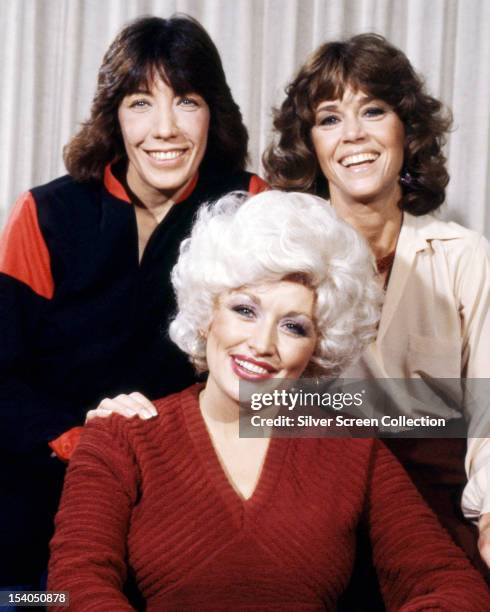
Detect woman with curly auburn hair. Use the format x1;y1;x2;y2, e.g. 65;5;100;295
264;33;451;215
0;14;266;591
48;191;490;609
264;33;490;580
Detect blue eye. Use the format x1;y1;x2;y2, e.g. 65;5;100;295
283;320;307;337
231;305;256;318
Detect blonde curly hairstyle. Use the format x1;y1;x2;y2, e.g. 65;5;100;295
169;190;381;376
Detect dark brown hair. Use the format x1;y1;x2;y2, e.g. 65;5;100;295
65;15;248;181
263;33;452;215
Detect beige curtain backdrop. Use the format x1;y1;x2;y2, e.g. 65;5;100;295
1;0;489;237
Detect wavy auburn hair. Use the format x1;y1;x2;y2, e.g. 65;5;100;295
263;33;452;215
65;15;248;181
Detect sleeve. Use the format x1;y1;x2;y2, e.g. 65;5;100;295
454;236;490;518
47;419;137;611
366;441;490;611
0;192;82;453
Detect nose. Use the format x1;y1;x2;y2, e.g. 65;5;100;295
248;319;276;356
152;105;178;139
342;114;366;142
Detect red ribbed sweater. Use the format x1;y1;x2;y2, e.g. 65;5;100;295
48;385;489;610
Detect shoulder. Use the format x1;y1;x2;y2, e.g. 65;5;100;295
408;212;484;244
199;170;268;198
153;385;200;418
2;174;84;232
3;175;100;240
74;387;198;478
405;212;489;262
27;174;106;231
30;174;100;203
84;387;199;444
62;414;146;504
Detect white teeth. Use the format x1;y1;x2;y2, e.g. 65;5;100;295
148;150;184;161
235;358;269;375
341;152;379;167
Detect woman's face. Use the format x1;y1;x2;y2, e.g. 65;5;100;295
310;87;405;207
118;77;210;204
204;281;318;405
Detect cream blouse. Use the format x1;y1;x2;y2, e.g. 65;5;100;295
343;211;490;517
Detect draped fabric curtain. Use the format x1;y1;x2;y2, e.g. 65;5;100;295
1;0;489;237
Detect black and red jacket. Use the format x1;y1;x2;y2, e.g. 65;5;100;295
0;165;266;583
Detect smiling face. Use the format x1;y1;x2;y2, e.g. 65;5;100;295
117;76;210;205
310;88;405;209
204;281;318;407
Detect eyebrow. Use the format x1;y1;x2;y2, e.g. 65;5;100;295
127;88;152;96
231;291;260;305
315;94;377;113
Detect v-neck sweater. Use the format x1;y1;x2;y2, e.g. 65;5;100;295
48;385;490;610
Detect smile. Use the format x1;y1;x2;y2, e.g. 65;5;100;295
147;150;186;161
231;355;277;379
340;152;379;167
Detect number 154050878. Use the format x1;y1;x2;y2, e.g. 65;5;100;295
0;591;68;607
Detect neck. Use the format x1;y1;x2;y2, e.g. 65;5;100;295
125;168;195;223
199;377;240;437
330;187;403;260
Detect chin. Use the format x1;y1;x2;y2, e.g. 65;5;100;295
345;187;386;203
148;174;190;192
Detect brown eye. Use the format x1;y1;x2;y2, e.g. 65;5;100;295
179;96;199;108
318;115;340;127
129;99;150;109
364;107;385;118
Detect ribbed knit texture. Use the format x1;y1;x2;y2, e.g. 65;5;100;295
48;385;490;610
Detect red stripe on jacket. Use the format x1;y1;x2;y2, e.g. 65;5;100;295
0;191;54;299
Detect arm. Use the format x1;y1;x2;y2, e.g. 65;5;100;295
455;236;490;560
48;419;138;611
366;441;489;611
0;192;82;453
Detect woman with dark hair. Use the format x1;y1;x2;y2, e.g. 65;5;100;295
264;33;490;576
0;14;265;590
48;191;489;609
